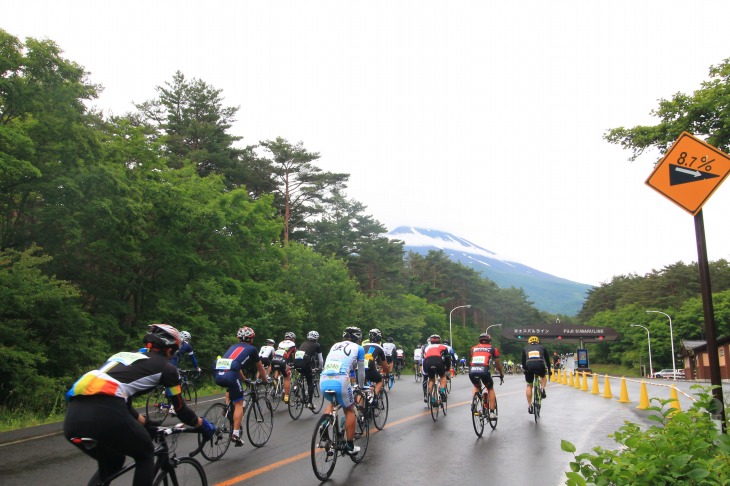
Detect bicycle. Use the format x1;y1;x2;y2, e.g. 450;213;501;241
471;377;501;437
310;389;370;480
394;361;402;380
146;369;199;421
361;382;389;430
198;379;273;461
264;373;285;411
445;371;452;394
531;374;543;423
69;424;207;485
288;369;324;419
427;367;447;421
413;363;422;382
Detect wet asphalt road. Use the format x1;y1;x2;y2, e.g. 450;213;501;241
0;373;721;486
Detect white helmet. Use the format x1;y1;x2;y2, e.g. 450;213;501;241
181;331;191;342
307;330;320;341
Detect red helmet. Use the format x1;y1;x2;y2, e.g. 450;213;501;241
237;326;255;343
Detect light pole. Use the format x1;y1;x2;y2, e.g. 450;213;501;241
646;310;676;380
449;305;471;347
630;324;653;378
486;323;502;336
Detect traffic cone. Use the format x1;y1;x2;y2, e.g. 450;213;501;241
637;380;650;409
581;372;589;391
669;384;681;413
561;369;567;385
568;371;574;387
591;373;600;394
573;371;581;389
602;374;613;399
619;377;630;403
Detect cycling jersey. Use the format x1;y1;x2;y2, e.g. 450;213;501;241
320;340;365;408
258;345;275;365
214;342;261;402
413;348;422;361
294;340;324;370
272;339;297;377
382;342;396;362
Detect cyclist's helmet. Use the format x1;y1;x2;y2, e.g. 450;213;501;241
528;335;540;344
444;340;451;346
429;334;441;344
369;328;382;342
343;326;362;342
266;338;275;345
284;331;296;341
307;330;319;341
386;336;394;342
181;331;191;342
144;324;182;351
479;333;491;344
237;326;255;343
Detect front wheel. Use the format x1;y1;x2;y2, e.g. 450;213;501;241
154;456;207;486
198;403;232;462
471;392;485;437
182;382;197;412
146;386;169;422
311;414;337;481
246;395;273;447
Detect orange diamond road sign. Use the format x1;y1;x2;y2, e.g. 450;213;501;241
646;132;730;215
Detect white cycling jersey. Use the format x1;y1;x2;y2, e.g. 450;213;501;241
413;348;422;360
383;342;396;357
259;345;275;360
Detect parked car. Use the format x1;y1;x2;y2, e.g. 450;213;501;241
652;369;685;379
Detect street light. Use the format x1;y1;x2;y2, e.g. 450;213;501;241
486;323;502;336
646;310;676;380
449;304;471;347
630;324;653;378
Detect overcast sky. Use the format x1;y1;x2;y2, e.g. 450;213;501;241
5;1;730;286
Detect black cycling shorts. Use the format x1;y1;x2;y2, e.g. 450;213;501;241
524;362;547;383
424;356;445;379
468;367;494;389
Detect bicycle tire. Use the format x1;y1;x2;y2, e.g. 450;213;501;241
311;379;324;413
153;456;207;486
429;383;439;421
246;395;273;447
288;381;305;420
182;382;198;412
446;374;452;394
371;388;388;430
350;406;369;463
533;382;541;423
270;377;283;411
414;368;420;382
311;414;337;481
487;394;498;430
199;403;232;462
441;387;448;416
146;386;170;422
471;392;484;437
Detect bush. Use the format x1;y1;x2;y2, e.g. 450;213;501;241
562;386;730;485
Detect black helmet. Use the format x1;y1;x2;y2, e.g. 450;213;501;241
444;340;451;346
343;327;362;342
386;336;394;342
479;333;491;343
144;324;182;351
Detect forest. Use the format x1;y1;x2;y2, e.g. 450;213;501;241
2;29;729;415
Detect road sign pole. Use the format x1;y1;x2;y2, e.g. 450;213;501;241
694;209;726;433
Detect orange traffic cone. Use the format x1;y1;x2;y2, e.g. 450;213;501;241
619;377;630;403
637;380;650;409
602;374;613;399
669;384;681;413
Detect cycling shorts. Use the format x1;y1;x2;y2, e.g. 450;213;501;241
365;366;382;384
214;370;245;402
524;362;547;384
320;375;355;409
271;357;291;377
424;356;446;379
468;367;494;389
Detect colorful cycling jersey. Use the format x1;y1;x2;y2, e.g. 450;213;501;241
322;341;365;377
382;342;396;357
67;351;180;402
215;342;260;374
363;342;387;369
470;343;500;367
274;339;297;362
171;341;199;369
424;343;448;359
258;345;275;361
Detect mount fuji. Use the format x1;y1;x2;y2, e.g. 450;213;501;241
386;226;592;316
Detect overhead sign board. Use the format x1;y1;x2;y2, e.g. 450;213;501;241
645;132;730;215
501;324;618;342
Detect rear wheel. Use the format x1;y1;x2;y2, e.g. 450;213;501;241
146;386;169;422
153;456;207;486
350;409;369;463
372;389;389;430
181;382;197;412
487;395;498;430
471;392;484;437
311;414;337;481
429;383;439;421
246;395;273;447
270;377;283;411
199;403;232;462
310;379;324;413
533;383;541;423
288;381;305;420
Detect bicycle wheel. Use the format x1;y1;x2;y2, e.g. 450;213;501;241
471;392;484;437
350;408;369;463
199;403;232;462
181;382;197;412
487;394;498;430
311;414;337;481
371;389;388;430
446;374;452;394
246;395;273;447
270;378;283;411
441;387;448;416
311;379;324;413
414;368;420;382
429;383;439;421
146;386;170;422
533;382;541;423
154;457;207;486
288;381;305;420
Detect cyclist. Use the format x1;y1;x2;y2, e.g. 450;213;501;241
423;334;450;403
363;329;390;404
214;326;269;446
382;336;396;371
469;333;504;418
294;330;325;410
170;330;201;373
522;335;551;414
395;346;405;374
258;338;276;378
272;331;297;404
413;345;423;375
320;326;366;455
459;356;467;373
64;324;214;486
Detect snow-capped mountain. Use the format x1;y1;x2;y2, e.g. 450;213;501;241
386;226;592;316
